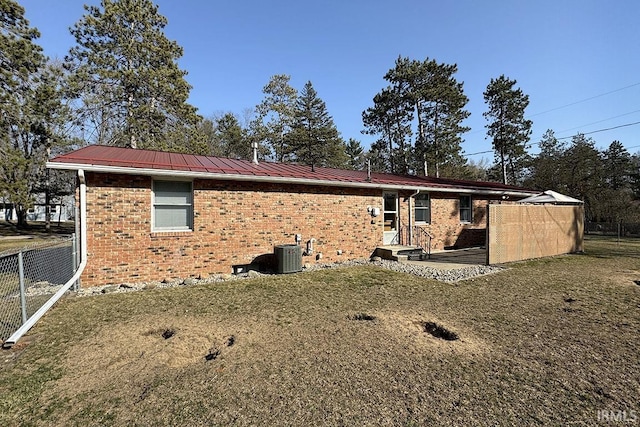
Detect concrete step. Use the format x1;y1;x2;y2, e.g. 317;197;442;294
375;245;425;262
406;252;429;261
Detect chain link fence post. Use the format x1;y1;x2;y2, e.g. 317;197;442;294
18;251;27;324
1;236;76;344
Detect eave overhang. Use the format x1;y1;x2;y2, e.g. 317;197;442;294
47;161;539;198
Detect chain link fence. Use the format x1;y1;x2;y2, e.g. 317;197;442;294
0;236;77;344
585;222;640;238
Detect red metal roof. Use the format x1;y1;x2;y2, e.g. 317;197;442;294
48;145;535;195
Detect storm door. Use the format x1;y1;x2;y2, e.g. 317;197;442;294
383;192;399;244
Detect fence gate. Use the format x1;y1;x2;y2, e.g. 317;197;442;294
487;205;584;264
0;236;77;345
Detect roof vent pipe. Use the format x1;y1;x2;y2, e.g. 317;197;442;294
366;159;371;182
251;141;259;165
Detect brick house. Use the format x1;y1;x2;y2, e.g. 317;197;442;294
48;146;536;286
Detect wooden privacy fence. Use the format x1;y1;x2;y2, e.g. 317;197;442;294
487;204;584;264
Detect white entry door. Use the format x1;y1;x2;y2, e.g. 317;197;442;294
383;192;399;244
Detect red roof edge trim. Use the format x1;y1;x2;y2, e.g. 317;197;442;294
53;153;250;173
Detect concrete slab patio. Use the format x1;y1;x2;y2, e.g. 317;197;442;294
403;247;487;270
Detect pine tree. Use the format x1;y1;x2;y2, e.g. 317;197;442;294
564;134;604;221
603;140;633;190
0;0;42;100
527;129;567;191
362;86;412;174
289;81;347;170
0;0;68;227
421;61;470;178
364;56;469;176
599;140;636;222
345;138;365;170
385;57;470;177
66;0;203;152
214;113;249;160
383;57;421;174
631;154;640;199
365;141;390;173
483;75;532;185
252;74;298;162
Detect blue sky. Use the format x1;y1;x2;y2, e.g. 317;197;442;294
20;0;640;162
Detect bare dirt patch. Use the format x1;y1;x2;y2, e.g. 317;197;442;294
419;321;459;341
46;315;243;404
377;311;489;357
1;334;38;366
608;268;640;288
347;312;376;321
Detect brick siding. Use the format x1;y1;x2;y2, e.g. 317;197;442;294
82;173;381;286
415;195;490;250
80;173;500;286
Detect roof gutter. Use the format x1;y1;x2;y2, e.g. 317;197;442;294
46;162;537;198
4;169;88;348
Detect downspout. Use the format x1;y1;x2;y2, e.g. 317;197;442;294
407;189;420;246
4;169;88;347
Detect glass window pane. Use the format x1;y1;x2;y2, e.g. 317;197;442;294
415;208;429;223
153;180;193;230
155;206;190;229
384;212;396;231
414;194;430;223
415;194;430;207
460;196;472;222
154;181;192;204
384;194;397;212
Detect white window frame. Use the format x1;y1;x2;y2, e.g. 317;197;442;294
459;195;472;223
414;193;431;224
152;179;193;232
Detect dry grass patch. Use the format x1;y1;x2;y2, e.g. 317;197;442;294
377;311;488;358
0;236;639;426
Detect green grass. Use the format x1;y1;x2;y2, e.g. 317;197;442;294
0;236;638;426
0;221;74;254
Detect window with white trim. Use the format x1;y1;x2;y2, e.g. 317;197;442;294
459;195;472;223
414;193;431;223
152;180;193;231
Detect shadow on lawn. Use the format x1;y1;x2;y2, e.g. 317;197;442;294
582;236;640;259
0;221;75;237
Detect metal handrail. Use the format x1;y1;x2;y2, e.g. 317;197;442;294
414;226;432;259
397;225;432;259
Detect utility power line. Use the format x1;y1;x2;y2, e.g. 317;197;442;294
466;120;640;156
465;142;535;157
465;82;640;140
555;109;640;134
556;120;640;139
526;82;640;118
465;149;493;156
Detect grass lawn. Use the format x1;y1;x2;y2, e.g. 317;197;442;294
0;236;638;426
0;221;75;254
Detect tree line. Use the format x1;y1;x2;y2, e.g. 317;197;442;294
1;0;639;227
526;132;640;223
